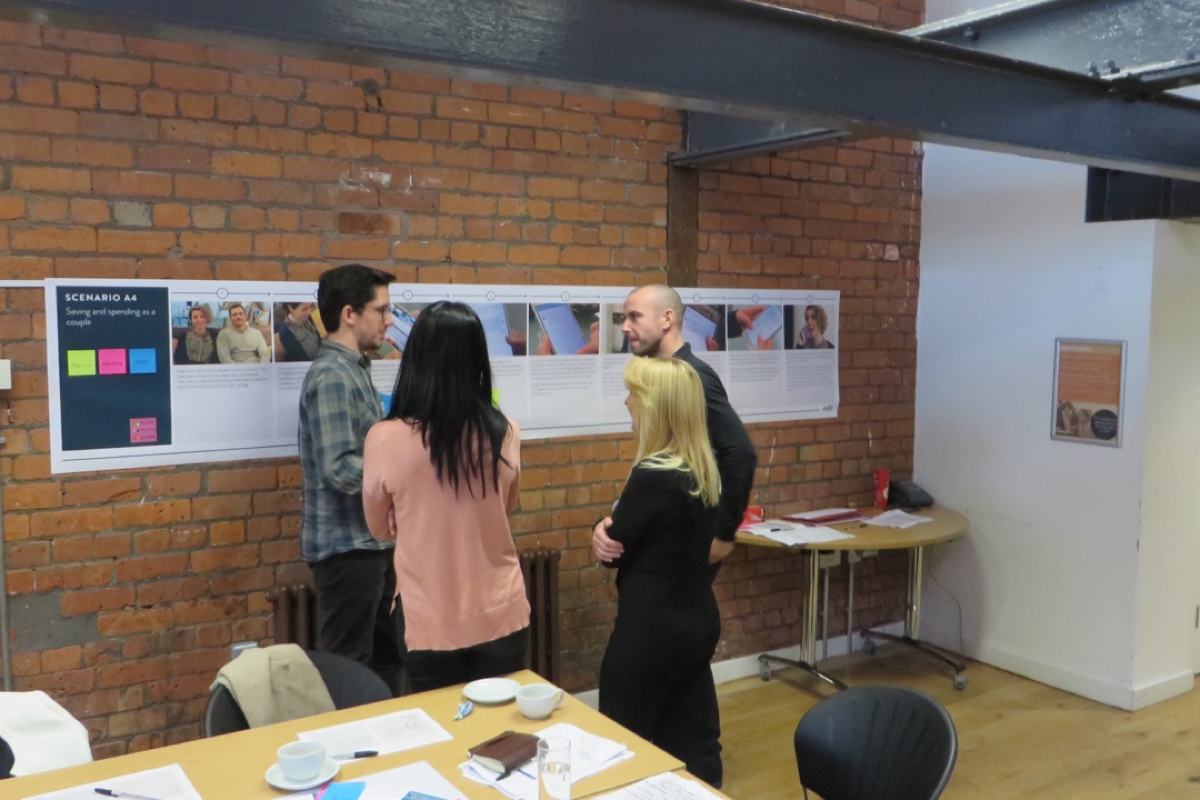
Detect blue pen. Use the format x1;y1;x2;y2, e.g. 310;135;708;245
455;700;473;720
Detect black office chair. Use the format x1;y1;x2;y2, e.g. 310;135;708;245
0;734;13;779
793;685;957;800
204;649;393;737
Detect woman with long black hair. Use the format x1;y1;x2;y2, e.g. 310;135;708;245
362;301;529;693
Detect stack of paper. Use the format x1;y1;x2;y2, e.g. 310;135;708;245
298;708;451;758
25;764;201;800
862;509;932;529
592;771;725;800
461;722;633;800
741;521;854;546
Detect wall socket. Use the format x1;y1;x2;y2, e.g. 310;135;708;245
231;641;259;660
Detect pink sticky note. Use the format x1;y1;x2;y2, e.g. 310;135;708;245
130;418;158;443
98;349;127;375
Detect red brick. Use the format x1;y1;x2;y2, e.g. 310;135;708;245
179;231;252;256
212;152;282;178
153;63;230;93
92;170;172;197
70;54;152;85
11;165;89;191
0;44;68;76
52;139;134;167
12;226;97;252
0;105;79;134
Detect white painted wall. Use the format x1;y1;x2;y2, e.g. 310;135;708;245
917;0;1200;707
1132;224;1200;704
915;145;1158;706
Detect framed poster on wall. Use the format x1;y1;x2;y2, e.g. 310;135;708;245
1052;338;1126;447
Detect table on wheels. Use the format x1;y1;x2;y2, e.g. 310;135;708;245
736;504;969;691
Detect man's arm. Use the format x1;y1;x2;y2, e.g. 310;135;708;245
304;373;368;495
254;329;269;362
695;367;758;543
592;516;622;563
215;329;233;363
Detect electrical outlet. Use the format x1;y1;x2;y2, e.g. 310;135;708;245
817;551;842;570
231;641;258;660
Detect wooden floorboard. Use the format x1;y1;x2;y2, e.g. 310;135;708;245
716;645;1200;800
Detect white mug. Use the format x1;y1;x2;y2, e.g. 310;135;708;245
277;740;326;782
517;683;565;720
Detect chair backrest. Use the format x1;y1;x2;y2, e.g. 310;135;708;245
793;685;958;800
203;649;392;737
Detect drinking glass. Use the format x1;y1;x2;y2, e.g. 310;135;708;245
537;736;571;800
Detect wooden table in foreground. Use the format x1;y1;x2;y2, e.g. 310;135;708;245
736;504;969;691
4;669;681;800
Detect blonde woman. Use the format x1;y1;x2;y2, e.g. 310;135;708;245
598;357;723;786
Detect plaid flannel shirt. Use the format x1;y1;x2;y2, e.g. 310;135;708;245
298;339;392;562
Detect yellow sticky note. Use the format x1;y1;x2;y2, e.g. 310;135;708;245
67;350;96;376
491;388;501;408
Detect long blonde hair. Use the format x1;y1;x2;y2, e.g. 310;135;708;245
623;357;720;507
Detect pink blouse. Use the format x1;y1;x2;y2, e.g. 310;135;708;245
362;417;529;651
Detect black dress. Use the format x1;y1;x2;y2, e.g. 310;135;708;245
599;464;722;785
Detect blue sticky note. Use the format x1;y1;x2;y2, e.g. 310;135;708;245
128;349;157;374
321;783;366;800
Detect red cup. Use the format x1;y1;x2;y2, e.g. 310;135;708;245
742;505;764;526
873;469;890;510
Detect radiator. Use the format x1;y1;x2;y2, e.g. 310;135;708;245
519;548;561;685
267;583;320;650
268;548;561;683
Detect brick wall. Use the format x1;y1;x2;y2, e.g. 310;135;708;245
0;2;921;757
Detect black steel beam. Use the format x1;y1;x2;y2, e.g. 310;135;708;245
1086;168;1200;222
676;114;850;168
912;0;1200;90
5;0;1200;179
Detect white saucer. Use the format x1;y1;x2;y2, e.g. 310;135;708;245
265;757;339;791
463;677;521;704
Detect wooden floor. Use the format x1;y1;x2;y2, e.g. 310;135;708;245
717;646;1200;800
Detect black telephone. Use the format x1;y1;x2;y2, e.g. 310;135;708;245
889;480;933;509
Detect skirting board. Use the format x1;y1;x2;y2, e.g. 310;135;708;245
974;642;1194;711
573;622;904;709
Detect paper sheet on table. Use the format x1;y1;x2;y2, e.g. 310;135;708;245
279;760;469;800
298;707;451;758
744;521;854;546
459;722;633;800
23;763;201;800
862;509;932;529
592;771;725;800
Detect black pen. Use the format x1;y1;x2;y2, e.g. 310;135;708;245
331;750;379;759
95;789;163;800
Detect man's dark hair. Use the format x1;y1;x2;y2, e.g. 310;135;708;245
386;301;510;497
317;264;394;333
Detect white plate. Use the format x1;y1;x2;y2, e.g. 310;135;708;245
265;757;339;791
463;677;521;704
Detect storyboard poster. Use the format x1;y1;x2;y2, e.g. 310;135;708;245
46;279;841;474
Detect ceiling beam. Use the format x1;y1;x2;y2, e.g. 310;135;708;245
911;0;1200;90
5;0;1200;179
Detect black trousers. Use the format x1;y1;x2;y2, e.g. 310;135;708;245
405;627;529;694
599;611;723;787
310;548;405;696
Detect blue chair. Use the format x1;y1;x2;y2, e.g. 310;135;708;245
793;685;957;800
204;649;392;737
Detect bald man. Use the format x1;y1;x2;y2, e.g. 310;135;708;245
591;284;757;789
594;284;757;567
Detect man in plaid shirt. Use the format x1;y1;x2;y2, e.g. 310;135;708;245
299;264;403;693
